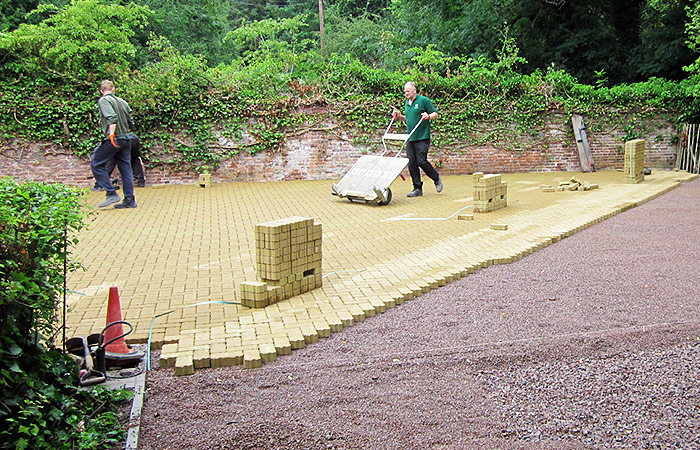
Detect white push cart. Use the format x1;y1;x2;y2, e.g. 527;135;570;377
331;115;423;206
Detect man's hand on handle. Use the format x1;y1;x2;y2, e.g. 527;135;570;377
392;108;405;121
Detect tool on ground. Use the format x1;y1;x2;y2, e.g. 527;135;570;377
66;320;143;387
331;115;423;206
66;336;106;387
90;320;142;373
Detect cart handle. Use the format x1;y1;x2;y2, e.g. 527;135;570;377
392;117;424;157
383;114;397;139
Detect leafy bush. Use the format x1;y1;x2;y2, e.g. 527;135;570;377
0;178;132;450
0;0;151;82
0;179;86;342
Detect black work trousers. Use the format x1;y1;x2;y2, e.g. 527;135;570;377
106;135;144;183
406;138;439;190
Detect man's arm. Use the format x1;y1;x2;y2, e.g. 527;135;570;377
107;123;119;148
98;97;118;127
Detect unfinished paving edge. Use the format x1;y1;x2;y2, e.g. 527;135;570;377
157;172;698;374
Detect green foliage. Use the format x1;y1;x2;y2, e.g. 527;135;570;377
2;347;133;450
330;0;390;17
635;0;694;80
685;0;700;75
224;15;317;89
337;0;694;84
0;179;86;343
0;0;39;32
0;79;99;157
0;178;132;450
117;34;317;171
2;0;700;172
139;0;233;66
323;8;391;67
0;0;151;81
405;44;463;77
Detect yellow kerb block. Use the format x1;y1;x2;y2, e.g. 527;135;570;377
244;217;324;307
174;353;194;376
198;173;212;188
243;349;262;369
623;139;646;184
474;174;507;213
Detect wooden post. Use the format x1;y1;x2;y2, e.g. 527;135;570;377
686;124;692;172
690;125;700;173
318;0;325;53
676;123;685;171
689;124;696;172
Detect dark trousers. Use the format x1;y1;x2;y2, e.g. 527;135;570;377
106;136;144;183
91;139;134;201
406;138;439;190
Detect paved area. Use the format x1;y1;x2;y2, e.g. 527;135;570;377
65;170;697;374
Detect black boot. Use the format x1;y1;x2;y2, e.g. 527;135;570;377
114;199;137;209
406;188;423;197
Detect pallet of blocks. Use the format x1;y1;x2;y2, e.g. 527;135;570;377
473;172;507;213
240;216;323;308
624;139;646;184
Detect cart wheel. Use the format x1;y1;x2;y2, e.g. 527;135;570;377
377;188;392;206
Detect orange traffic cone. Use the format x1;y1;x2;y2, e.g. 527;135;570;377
104;286;132;353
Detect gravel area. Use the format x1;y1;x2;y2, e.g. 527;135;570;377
138;178;700;450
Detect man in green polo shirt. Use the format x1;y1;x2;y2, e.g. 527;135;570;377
395;81;443;197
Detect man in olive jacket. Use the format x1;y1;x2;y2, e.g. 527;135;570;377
91;80;137;208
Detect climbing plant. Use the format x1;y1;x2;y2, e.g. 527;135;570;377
1;4;699;172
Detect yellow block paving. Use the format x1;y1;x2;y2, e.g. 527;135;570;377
66;170;698;374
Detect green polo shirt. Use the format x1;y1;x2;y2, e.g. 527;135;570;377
404;94;437;141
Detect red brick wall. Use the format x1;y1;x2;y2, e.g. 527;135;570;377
0;110;679;187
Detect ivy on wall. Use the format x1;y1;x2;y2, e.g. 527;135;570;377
2;7;699;173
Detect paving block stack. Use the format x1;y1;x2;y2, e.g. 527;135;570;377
198;173;212;187
473;172;507;213
551;177;599;192
624;139;646;184
240;216;322;308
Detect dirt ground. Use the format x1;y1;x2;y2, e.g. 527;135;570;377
137;178;700;450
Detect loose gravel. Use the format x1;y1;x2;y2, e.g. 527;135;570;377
138;178;700;450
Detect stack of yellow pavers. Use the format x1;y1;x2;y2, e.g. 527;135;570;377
160;216;323;375
473;172;507;212
624;139;646;184
240;216;323;308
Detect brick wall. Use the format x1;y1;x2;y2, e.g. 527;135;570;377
0;110;679;187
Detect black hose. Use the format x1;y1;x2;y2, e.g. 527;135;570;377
94;321;143;380
99;320;134;348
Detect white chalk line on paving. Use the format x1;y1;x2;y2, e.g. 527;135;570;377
237;319;700;373
382;205;472;222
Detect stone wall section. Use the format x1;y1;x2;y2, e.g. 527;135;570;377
0;110;679;187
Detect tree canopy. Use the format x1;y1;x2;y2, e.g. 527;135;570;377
3;0;699;84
